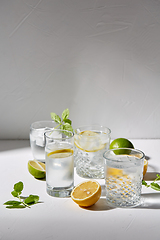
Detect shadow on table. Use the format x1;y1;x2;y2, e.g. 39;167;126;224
84;193;160;211
136;193;160;209
143;171;160;181
84;192;160;211
84;175;160;211
81;198;115;211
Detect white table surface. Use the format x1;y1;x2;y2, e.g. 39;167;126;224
0;139;160;240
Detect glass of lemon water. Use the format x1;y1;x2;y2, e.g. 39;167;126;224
103;148;145;208
30;121;58;162
74;125;111;179
45;129;74;197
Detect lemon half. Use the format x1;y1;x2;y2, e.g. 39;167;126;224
71;180;101;207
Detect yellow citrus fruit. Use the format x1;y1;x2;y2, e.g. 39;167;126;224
47;149;73;158
74;130;105;152
107;159;148;178
110;138;134;154
28;160;46;179
71;180;101;207
107;167;123;176
143;159;148;177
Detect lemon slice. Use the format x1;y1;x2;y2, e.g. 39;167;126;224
47;149;73;158
107;159;148;178
80;130;98;137
107;167;123;176
71;180;101;207
74;130;106;152
28;160;46;179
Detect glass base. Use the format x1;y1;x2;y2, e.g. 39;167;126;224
46;185;74;198
106;197;141;208
76;167;104;179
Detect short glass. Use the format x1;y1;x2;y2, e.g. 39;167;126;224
103;148;145;208
45;129;74;198
74;125;111;179
30;121;57;162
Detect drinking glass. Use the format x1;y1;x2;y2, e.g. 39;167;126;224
103;148;145;208
74;125;111;179
45;129;74;197
30;121;57;162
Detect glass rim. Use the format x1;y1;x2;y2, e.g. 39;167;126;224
74;125;111;135
44;129;74;140
30;120;56;129
103;148;145;162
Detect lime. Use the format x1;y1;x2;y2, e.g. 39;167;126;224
28;160;46;179
110;138;134;154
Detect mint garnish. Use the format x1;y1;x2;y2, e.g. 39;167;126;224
4;181;40;209
142;174;160;191
51;108;73;132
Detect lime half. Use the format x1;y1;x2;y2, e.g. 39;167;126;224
28;160;46;179
110;138;134;154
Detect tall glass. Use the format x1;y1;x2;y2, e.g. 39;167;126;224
45;129;74;198
103;148;145;208
30;121;57;162
74;125;111;179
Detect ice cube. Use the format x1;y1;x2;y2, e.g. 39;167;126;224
101;134;109;144
88;137;100;151
36;136;45;147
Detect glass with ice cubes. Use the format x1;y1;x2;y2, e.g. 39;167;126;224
30;121;58;162
45;129;74;197
74;125;111;179
103;148;145;208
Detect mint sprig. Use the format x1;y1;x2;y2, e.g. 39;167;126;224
142;174;160;191
4;181;40;209
50;108;73;132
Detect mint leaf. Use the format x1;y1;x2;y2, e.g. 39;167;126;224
50;113;61;124
155;174;160;181
11;190;19;197
142;180;148;186
14;181;23;193
62;108;69;120
63;123;73;132
63;118;72;125
150;182;160;191
4;181;41;209
24;195;39;205
4;200;21;206
143;174;160;192
6;205;25;209
50;108;73;136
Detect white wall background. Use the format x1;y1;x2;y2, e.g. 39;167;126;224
1;0;160;139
